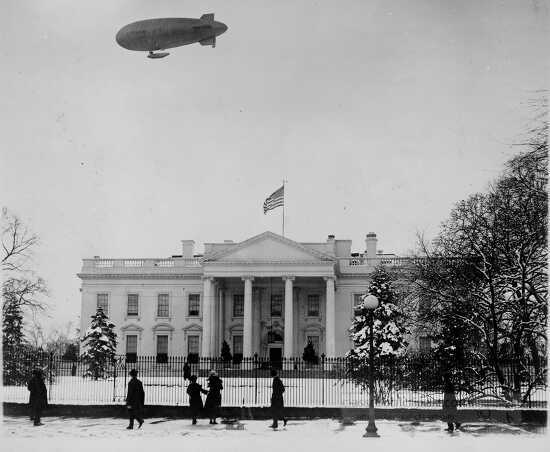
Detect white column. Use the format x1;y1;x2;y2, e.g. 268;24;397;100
242;276;254;357
324;276;336;357
201;277;213;357
283;276;295;358
218;287;225;349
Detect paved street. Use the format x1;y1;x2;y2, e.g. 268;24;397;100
1;416;547;452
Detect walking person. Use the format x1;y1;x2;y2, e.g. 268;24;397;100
183;361;191;382
204;370;223;424
125;369;144;430
27;368;47;426
442;375;461;432
269;369;287;429
187;375;208;425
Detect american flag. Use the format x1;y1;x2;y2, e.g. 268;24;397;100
263;185;284;214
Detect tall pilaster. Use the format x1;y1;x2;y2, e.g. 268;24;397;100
212;283;219;356
324;276;336;357
201;277;213;357
283;276;295;358
242;276;254;357
218;286;225;349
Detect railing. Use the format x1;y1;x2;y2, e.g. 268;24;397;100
338;256;470;273
80;258;202;273
3;353;546;409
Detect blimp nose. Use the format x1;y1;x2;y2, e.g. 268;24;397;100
116;29;127;47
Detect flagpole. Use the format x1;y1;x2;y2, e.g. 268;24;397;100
282;179;285;237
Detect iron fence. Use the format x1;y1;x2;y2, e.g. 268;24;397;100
3;353;547;409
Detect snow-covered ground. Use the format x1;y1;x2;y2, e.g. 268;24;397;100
1;416;547;452
5;376;544;408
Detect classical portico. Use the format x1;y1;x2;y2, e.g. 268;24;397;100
200;231;337;357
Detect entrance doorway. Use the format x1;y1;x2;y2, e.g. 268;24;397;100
269;346;282;369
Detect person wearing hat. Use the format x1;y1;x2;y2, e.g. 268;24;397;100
125;369;145;429
204;370;223;424
269;368;287;429
186;375;208;425
27;368;47;426
442;375;461;432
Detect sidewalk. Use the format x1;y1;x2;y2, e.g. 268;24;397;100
1;416;547;452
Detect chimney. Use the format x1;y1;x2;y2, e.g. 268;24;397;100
365;232;377;258
326;234;336;254
181;240;195;258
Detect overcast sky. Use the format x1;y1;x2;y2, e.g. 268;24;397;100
1;0;548;334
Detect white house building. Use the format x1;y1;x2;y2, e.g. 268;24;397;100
78;231;418;361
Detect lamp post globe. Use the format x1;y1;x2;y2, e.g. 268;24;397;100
363;293;380;438
363;294;379;310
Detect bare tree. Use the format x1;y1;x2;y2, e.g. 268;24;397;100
2;208;48;353
410;95;548;405
1;207;39;273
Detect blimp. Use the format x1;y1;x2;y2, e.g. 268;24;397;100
116;14;228;58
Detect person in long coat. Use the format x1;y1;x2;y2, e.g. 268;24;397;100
126;368;145;429
204;370;223;424
183;362;191;382
269;369;287;428
187;375;208;425
27;368;47;426
442;377;461;431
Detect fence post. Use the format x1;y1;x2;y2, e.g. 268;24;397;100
321;354;325;406
48;352;53;402
254;353;258;405
123;357;127;403
112;357;117;402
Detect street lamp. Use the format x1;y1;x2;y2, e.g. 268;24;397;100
362;294;379;438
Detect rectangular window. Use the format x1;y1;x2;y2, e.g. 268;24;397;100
419;337;431;353
233;335;243;354
353;293;364;314
97;293;108;316
188;335;199;355
126;335;137;363
126;335;138;353
157;294;169;317
307;294;320;317
127;294;139;316
188;294;200;317
187;335;199;363
233;294;244;317
271;294;282;317
307;335;320;353
156;335;168;363
233;335;243;363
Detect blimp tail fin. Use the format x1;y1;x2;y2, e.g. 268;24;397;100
200;13;214;23
199;36;216;48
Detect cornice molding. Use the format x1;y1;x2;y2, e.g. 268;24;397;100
121;323;144;332
77;273;202;280
335;274;375;280
204;260;334;266
301;322;325;332
182;323;202;332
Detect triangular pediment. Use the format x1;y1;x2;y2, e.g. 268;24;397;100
204;231;333;262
